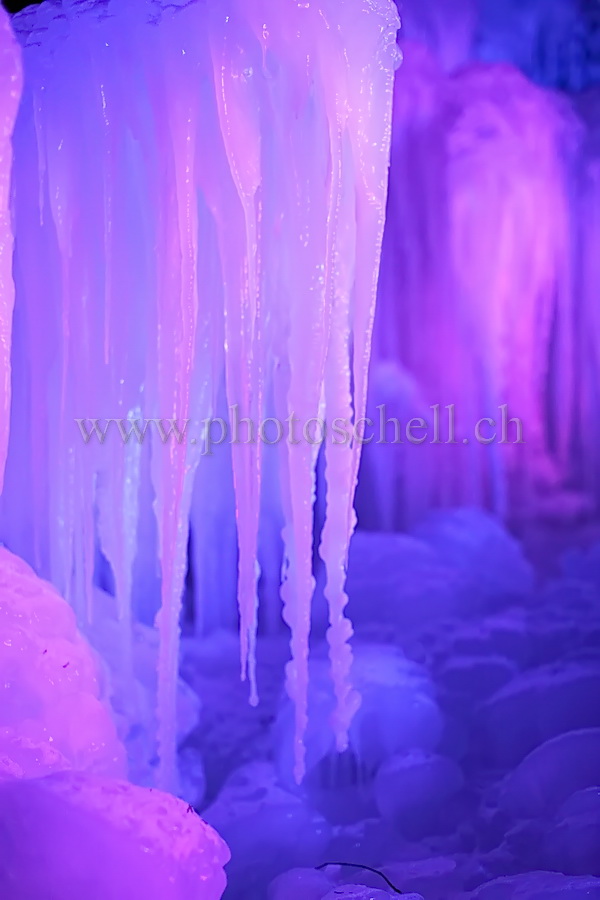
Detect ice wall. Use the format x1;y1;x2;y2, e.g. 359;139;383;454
2;0;400;787
362;37;593;531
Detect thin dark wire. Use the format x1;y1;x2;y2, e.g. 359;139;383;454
316;862;403;894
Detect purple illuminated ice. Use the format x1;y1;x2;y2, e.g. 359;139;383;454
0;546;125;779
5;0;401;787
0;771;229;900
0;6;21;494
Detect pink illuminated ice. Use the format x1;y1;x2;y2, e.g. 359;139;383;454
0;547;125;779
0;771;229;900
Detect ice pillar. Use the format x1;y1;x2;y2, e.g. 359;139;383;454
0;7;21;494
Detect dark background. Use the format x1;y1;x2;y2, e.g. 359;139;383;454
3;0;42;11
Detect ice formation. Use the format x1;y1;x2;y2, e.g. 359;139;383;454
0;5;20;494
0;545;124;779
2;0;401;786
362;28;600;530
0;536;228;898
0;771;230;900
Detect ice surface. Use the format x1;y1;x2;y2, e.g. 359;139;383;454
4;0;401;786
374;749;464;838
202;761;331;897
0;6;21;495
268;867;332;900
0;771;229;900
477;664;600;767
0;546;125;779
500;729;600;820
469;871;600;900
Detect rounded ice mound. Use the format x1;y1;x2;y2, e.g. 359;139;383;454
342;531;461;631
202;761;331;898
268;867;332;900
477;663;600;767
500;729;600;819
413;509;534;610
0;770;229;900
0;547;125;778
541;787;600;876
273;643;443;823
374;749;464;837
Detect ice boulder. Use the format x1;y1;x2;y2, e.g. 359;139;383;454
202;761;331;898
477;664;600;767
374;749;464;837
499;729;600;820
0;771;229;900
413;509;534;610
0;547;125;778
268;868;333;900
341;531;461;632
541;787;600;876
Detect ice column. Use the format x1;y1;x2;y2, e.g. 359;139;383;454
0;7;21;494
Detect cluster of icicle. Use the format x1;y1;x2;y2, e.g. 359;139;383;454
366;36;600;530
1;0;400;787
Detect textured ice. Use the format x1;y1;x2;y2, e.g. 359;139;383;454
374;750;464;837
341;530;462;631
202;761;331;897
0;6;21;495
4;0;401;788
273;643;443;822
0;771;229;900
0;546;125;779
500;729;600;820
415;510;535;608
268;867;333;900
477;664;600;767
541;788;600;876
89;602;204;796
469;871;600;900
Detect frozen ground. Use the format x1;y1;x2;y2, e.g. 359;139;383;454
176;510;600;900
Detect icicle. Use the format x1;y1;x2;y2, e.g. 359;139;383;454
209;4;264;705
0;9;22;494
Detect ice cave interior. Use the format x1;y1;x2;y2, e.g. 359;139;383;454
1;0;600;898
